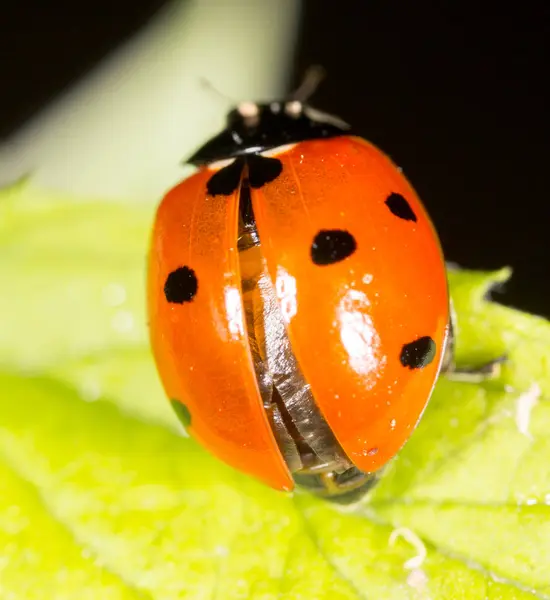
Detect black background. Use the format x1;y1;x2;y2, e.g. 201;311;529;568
2;1;548;316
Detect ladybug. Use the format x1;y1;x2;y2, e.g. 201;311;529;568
147;84;498;503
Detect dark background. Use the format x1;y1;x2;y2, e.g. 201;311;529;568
2;1;548;316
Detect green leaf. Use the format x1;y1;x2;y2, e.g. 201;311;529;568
0;181;549;599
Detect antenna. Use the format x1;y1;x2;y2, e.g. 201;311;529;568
288;65;327;103
198;77;235;108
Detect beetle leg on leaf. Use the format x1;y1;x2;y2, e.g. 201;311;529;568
441;301;507;382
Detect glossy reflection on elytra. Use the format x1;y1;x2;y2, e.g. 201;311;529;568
275;266;298;323
338;289;385;383
224;286;245;338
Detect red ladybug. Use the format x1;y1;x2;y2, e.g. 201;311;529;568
147;89;488;502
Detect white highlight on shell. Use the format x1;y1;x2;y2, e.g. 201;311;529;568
362;273;373;285
260;143;297;158
389;527;427;570
275;266;298;323
515;382;542;438
337;289;383;379
207;157;236;171
224;286;244;337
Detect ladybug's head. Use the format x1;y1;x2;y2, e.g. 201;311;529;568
187;67;350;166
188;99;350;166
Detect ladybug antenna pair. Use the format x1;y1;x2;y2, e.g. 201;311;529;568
199;65;327;110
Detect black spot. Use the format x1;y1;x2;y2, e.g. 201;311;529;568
400;336;436;369
385;193;417;222
164;266;198;304
247;154;283;189
170;399;192;428
206;157;244;196
310;230;357;265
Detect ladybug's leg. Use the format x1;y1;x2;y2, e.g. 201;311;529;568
440;301;506;382
293;466;381;505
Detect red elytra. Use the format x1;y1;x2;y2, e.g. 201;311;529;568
147;101;450;502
